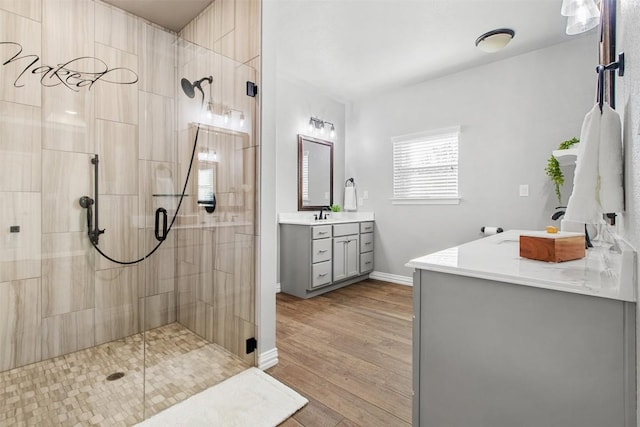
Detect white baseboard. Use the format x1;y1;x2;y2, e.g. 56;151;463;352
276;282;281;293
369;271;413;286
258;348;279;370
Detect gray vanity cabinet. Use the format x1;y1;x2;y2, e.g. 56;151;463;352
332;223;360;282
280;221;373;299
412;269;636;427
333;235;359;281
360;222;374;273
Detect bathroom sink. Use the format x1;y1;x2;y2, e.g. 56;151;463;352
278;212;374;225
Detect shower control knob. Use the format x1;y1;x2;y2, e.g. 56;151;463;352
79;196;94;208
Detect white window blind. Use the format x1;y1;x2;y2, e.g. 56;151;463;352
392;127;459;203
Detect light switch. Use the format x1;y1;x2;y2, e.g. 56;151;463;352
519;184;529;197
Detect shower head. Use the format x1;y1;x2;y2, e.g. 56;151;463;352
181;78;196;98
180;76;213;104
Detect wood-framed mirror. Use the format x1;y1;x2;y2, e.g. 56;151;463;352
298;134;333;211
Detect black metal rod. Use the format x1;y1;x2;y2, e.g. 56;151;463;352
90;154;104;244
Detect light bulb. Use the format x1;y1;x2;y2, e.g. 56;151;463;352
206;102;214;119
224;111;230;123
239;112;245;127
329;124;335;139
319;122;325;135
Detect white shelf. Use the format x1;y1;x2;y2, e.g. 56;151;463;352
553;148;579;166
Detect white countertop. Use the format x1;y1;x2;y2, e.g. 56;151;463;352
406;230;636;302
279;211;374;225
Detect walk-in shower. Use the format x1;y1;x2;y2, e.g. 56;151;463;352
0;0;259;424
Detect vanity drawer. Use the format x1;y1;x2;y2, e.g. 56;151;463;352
360;252;374;273
312;225;332;239
360;232;374;253
311;261;332;288
333;223;359;237
360;222;374;233
312;238;332;263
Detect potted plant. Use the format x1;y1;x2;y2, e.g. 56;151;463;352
545;137;579;204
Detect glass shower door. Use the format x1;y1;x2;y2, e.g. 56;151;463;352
1;1;148;424
140;37;258;419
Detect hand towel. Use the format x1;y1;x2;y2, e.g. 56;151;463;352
344;186;357;211
597;103;624;213
564;103;624;223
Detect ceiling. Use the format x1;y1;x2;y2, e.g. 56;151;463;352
104;0;591;102
103;0;212;32
273;0;584;101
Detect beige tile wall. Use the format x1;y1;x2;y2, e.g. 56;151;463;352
0;0;260;372
177;0;260;365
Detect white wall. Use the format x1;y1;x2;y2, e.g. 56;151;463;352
258;0;278;367
616;0;640;419
346;35;598;278
275;75;346;214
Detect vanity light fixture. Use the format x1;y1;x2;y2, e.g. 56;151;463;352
223;108;245;127
475;28;515;53
561;0;600;35
308;116;336;139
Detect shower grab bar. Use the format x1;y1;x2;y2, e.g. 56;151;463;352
154;208;168;242
79;154;105;245
90;155;105;244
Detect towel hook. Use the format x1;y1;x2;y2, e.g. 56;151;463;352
596;52;625;113
345;177;355;187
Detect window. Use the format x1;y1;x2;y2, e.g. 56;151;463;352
392;127;460;204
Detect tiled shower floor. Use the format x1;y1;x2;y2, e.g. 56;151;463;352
0;323;249;426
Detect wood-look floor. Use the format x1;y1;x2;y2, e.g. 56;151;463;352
268;280;413;427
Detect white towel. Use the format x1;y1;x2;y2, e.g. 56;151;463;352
564;103;623;223
344;186;357;211
598;103;624;212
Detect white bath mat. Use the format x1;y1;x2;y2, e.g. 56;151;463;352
136;367;308;427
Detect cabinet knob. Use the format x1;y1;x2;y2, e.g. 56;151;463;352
318;249;328;253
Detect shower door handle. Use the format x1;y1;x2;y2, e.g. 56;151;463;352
155;208;168;242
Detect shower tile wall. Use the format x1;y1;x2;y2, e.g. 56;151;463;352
176;0;260;365
0;0;260;372
0;0;176;371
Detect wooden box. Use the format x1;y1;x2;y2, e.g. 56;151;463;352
519;231;585;263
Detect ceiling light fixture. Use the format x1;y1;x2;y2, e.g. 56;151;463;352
475;28;515;53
